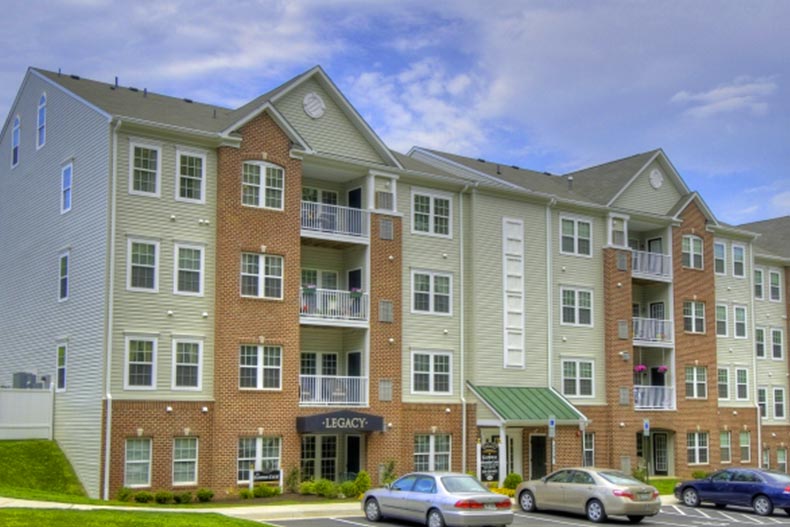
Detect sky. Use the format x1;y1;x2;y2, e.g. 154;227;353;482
2;0;788;225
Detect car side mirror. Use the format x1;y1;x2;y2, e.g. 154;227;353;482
541;476;547;483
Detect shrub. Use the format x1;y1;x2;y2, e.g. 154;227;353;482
354;470;371;494
134;491;154;503
116;487;134;502
239;488;254;499
299;481;316;495
632;466;648;483
154;490;173;504
339;480;358;498
285;466;301;493
196;488;214;503
314;478;339;498
503;473;522;490
253;484;280;498
382;460;397;484
490;487;515;497
691;470;709;480
174;491;193;504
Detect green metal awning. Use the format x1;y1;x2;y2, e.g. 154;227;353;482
468;383;587;425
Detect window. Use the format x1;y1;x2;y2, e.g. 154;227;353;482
714;242;726;274
174;244;204;295
379;300;394;323
173;437;198;485
685;366;707;399
582;432;595;467
176;151;206;203
172;339;202;390
11;115;19;167
715;304;727;336
56;343;67;392
125;438;151;487
687;432;709;464
717;368;729;400
720;432;731;463
756;328;766;358
740;431;751;462
61;163;72;213
562;360;594;397
58;251;69;301
770;271;782;301
130;144;160;196
773;329;785;360
412;271;451;315
125;337;156;389
683;301;705;333
560;287;593;327
735;368;749;400
37;94;46;149
734;306;747;338
758;388;767;418
412;189;451;237
682;235;703;269
755;269;764;299
732;245;745;277
128;239;158;291
414;434;450;471
560;216;592;256
779;449;788;473
237;436;280;482
764;449;771;469
239;345;282;390
240;253;283;299
412;351;451;394
241;162;284;210
609;216;627;247
300;435;336;481
775;388;786;419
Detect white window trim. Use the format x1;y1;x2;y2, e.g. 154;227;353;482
740;432;752;463
174;148;207;204
772;328;785;360
414;434;452;471
171;338;204;391
717;368;729;401
410;187;453;239
715;303;728;337
720;431;732;464
582;432;595;467
125;438;152;488
713;241;726;276
682;234;704;270
123;334;158;390
503;217;525;369
240;253;284;300
239;344;283;391
561;358;595;398
607;213;628;248
241;161;285;211
237;436;282;483
55;342;67;393
732;244;746;278
11;115;20;168
735;367;749;401
683;301;706;334
173;243;205;297
756;327;766;359
411;269;453;316
36;93;46;150
774;387;786;420
560;286;594;327
559;214;593;258
61;162;73;214
58;250;70;302
129;141;162;198
685;366;708;399
172;437;199;486
687;432;709;465
410;349;453;395
733;305;747;339
126;237;160;293
758;387;768;418
769;269;783;303
754;268;765;300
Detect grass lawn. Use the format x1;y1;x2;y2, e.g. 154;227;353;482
0;509;269;527
650;478;680;495
0;440;86;499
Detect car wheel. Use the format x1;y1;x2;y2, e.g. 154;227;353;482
586;499;607;523
519;490;537;512
364;498;382;522
627;516;645;524
427;508;446;527
682;487;700;507
753;494;774;516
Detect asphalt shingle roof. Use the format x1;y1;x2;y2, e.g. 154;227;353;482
738;215;790;259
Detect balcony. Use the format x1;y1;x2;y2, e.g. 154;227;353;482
634;385;675;410
300;288;368;326
299;375;368;406
301;201;369;242
633;317;673;346
632;250;672;282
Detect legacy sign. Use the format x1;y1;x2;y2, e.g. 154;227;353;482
297;410;384;433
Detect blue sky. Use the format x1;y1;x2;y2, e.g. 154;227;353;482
2;0;788;224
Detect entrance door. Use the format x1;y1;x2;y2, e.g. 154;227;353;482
530;435;547;479
647;238;664;274
653;433;668;475
348;188;362;209
348;269;362;291
346;435;361;478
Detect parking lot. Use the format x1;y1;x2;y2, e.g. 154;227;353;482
266;504;790;527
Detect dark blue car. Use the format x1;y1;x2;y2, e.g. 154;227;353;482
675;468;790;516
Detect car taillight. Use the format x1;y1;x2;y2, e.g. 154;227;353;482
454;499;484;509
652;490;660;499
613;489;635;500
784;486;790;494
495;499;512;509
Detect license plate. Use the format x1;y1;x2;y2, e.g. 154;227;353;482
638;492;651;501
484;503;496;510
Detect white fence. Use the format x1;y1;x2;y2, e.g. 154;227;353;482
0;387;54;439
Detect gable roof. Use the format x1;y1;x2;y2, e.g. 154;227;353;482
467;383;585;425
738;215;790;260
567;150;661;205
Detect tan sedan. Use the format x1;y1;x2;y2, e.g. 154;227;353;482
515;467;660;523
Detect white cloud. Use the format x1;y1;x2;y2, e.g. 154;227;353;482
771;192;790;213
670;77;777;118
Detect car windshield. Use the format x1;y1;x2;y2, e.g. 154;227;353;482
598;471;644;485
441;475;489;493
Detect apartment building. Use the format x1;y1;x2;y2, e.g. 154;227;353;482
0;65;788;499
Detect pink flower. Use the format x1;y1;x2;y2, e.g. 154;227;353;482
634;364;647;373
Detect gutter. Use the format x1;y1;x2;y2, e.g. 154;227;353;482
546;199;556;389
459;183;472;473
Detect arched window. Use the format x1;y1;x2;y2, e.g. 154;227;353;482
11;115;20;167
37;93;46;148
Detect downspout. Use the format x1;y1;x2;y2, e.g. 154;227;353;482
749;245;761;466
459;184;470;473
546;199;556;388
103;118;121;500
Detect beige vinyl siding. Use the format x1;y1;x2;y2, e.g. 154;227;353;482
302;246;345;275
301;326;344;352
274;79;384;165
0;73;111;497
110;132;215;400
612;160;683;215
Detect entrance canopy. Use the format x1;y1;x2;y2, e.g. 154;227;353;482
468;383;587;425
297;410;385;433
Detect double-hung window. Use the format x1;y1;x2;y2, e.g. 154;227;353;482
758;387;768;418
412;189;451;237
173;437;198;485
130;143;160;196
720;431;731;463
176;150;206;203
125;336;156;389
562;360;593;397
756;328;766;358
683;301;705;333
779;449;788;473
125;438;151;487
239;345;282;390
56;343;67;392
241;162;284;210
172;339;202;390
240;253;283;299
37;94;46;149
770;271;782;301
735;368;749;400
412;350;451;394
740;432;751;462
715;304;727;336
717;368;729;400
11;115;19;167
734;306;747;338
128;239;158;291
237;436;281;482
754;269;764;299
685;366;707;399
609;216;627;247
414;434;450;471
174;244;204;295
775;388;786;419
682;235;703;269
732;245;745;277
713;242;726;275
560;216;592;256
583;432;595;466
560;287;593;326
773;329;785;360
61;163;72;213
58;251;69;301
687;432;709;464
412;271;451;315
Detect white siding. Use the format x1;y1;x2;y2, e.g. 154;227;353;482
612;160;683;215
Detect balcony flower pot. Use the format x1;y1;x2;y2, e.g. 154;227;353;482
350;288;362;299
657;365;668;373
634;364;647;373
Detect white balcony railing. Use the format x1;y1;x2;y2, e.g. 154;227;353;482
634;385;674;410
632;250;672;280
633;317;673;344
301;201;369;239
300;288;368;322
299;375;368;406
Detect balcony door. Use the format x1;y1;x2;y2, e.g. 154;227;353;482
649;302;664;320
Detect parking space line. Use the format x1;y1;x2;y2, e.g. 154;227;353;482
695;508;712;518
719;511;737;522
514;512;590;526
333;518;371;527
736;513;767;524
670;505;686;515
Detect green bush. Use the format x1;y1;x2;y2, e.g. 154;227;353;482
632;466;648;483
503;473;522;490
154;490;173;504
339;480;358;498
285;466;301;493
691;470;709;480
116;487;134;502
174;491;193;504
253;484;280;498
299;481;316;495
133;491;154;503
382;460;397;484
196;488;214;503
313;478;339;498
354;470;372;494
239;489;254;499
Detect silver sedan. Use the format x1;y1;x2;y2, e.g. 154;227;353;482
515;467;661;523
362;472;514;527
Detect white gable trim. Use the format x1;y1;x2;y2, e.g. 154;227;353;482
606;150;691;208
220;102;311;152
673;191;720;226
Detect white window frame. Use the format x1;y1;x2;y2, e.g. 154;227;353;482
125;438;152;488
732;244;745;278
174;148;207;204
173;243;205;296
61;162;73;213
769;270;782;302
779;449;788;473
773;328;785;360
410;187;453;238
561;359;594;398
682;235;704;270
715;304;728;337
124;335;158;390
717;368;729;400
126;238;159;292
411;270;452;316
720;431;731;464
733;305;747;339
754;268;764;300
687;432;709;465
756;327;766;358
758;387;768;418
56;342;67;392
685;366;707;399
582;432;595;467
683;301;705;334
559;215;593;257
129;141;162;197
239;345;282;391
560;287;593;327
58;250;70;301
713;241;726;275
735;368;749;401
240;253;283;300
503;218;524;368
608;214;628;248
411;350;453;395
173;436;198;486
171;338;203;391
36;93;46;149
237;436;281;483
414;434;451;472
740;431;751;463
241;161;285;210
11;115;19;168
775;388;786;420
